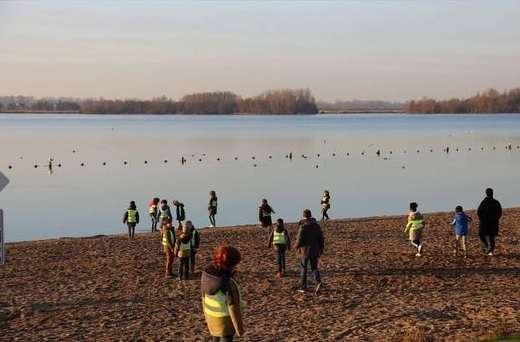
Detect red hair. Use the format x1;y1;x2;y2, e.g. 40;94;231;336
213;246;241;270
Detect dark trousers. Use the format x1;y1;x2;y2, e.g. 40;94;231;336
179;257;189;279
190;250;197;273
212;336;233;342
479;234;496;253
209;214;216;226
127;223;136;239
321;208;329;220
150;214;158;232
275;246;286;273
300;256;321;290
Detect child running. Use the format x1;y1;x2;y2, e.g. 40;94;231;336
161;219;175;278
208;191;218;228
173;200;186;230
258;198;275;229
123;201;139;239
175;229;192;280
267;218;291;277
320;190;331;221
404;202;425;257
185;220;200;274
451;205;472;258
149;197;160;232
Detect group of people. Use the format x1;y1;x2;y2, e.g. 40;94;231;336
404;187;503;258
122;187;503;341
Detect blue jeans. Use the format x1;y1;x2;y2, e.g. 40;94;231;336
275;245;286;273
300;256;321;290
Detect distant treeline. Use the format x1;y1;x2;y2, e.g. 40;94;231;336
317;100;404;113
407;88;520;114
0;89;318;115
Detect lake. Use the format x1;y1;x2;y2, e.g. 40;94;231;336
1;113;519;242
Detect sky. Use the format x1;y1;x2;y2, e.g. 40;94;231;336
1;1;520;102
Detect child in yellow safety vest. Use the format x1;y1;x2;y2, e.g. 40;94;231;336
267;218;291;277
404;202;425;257
148;197;160;232
184;220;200;274
161;219;175;278
123;201;139;239
175;230;192;280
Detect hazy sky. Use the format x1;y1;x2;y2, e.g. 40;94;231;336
1;1;519;101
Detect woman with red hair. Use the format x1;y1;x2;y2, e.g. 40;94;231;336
201;246;245;341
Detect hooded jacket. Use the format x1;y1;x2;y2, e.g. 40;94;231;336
201;265;243;337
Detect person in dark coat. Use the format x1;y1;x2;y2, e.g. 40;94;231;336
258;198;275;229
295;209;324;293
477;188;502;256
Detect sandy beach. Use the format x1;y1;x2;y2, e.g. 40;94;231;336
1;209;519;341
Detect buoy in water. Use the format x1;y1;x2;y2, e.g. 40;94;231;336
217;158;220;161
144;160;148;164
164;159;168;163
332;153;336;157
34;165;38;168
346;152;350;156
123;161;127;165
253;164;257;167
317;154;320;158
8;165;12;169
315;165;319;168
252;156;256;160
234;157;238;160
57;163;62;168
376;150;381;157
198;159;202;162
268;155;272;159
80;163;85;167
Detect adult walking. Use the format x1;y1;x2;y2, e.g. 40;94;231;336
201;246;245;341
477;188;502;256
295;209;324;293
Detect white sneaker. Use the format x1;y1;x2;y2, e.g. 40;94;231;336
418;244;423;254
210;224;215;228
415;252;422;257
487;252;494;256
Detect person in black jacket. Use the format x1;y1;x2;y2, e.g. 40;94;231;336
295;209;324;293
258;198;275;229
477;188;502;256
185;220;200;273
173;200;186;230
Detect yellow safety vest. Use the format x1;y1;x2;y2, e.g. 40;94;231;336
127;209;137;223
203;278;244;318
211;199;217;208
273;231;286;245
162;229;174;247
179;241;191;251
149;204;157;214
408;219;425;231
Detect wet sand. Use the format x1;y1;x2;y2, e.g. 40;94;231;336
1;209;519;341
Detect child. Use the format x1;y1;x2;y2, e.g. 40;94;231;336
258;199;275;229
158;199;172;226
268;218;291;277
404;202;425;257
451;205;472;258
173;200;186;230
161;219;175;278
149;197;160;232
185;220;200;273
208;191;218;227
320;190;331;221
123;201;139;239
175;230;192;280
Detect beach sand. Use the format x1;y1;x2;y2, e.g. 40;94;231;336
1;209;519;341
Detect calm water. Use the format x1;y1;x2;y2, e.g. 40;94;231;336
1;113;520;242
